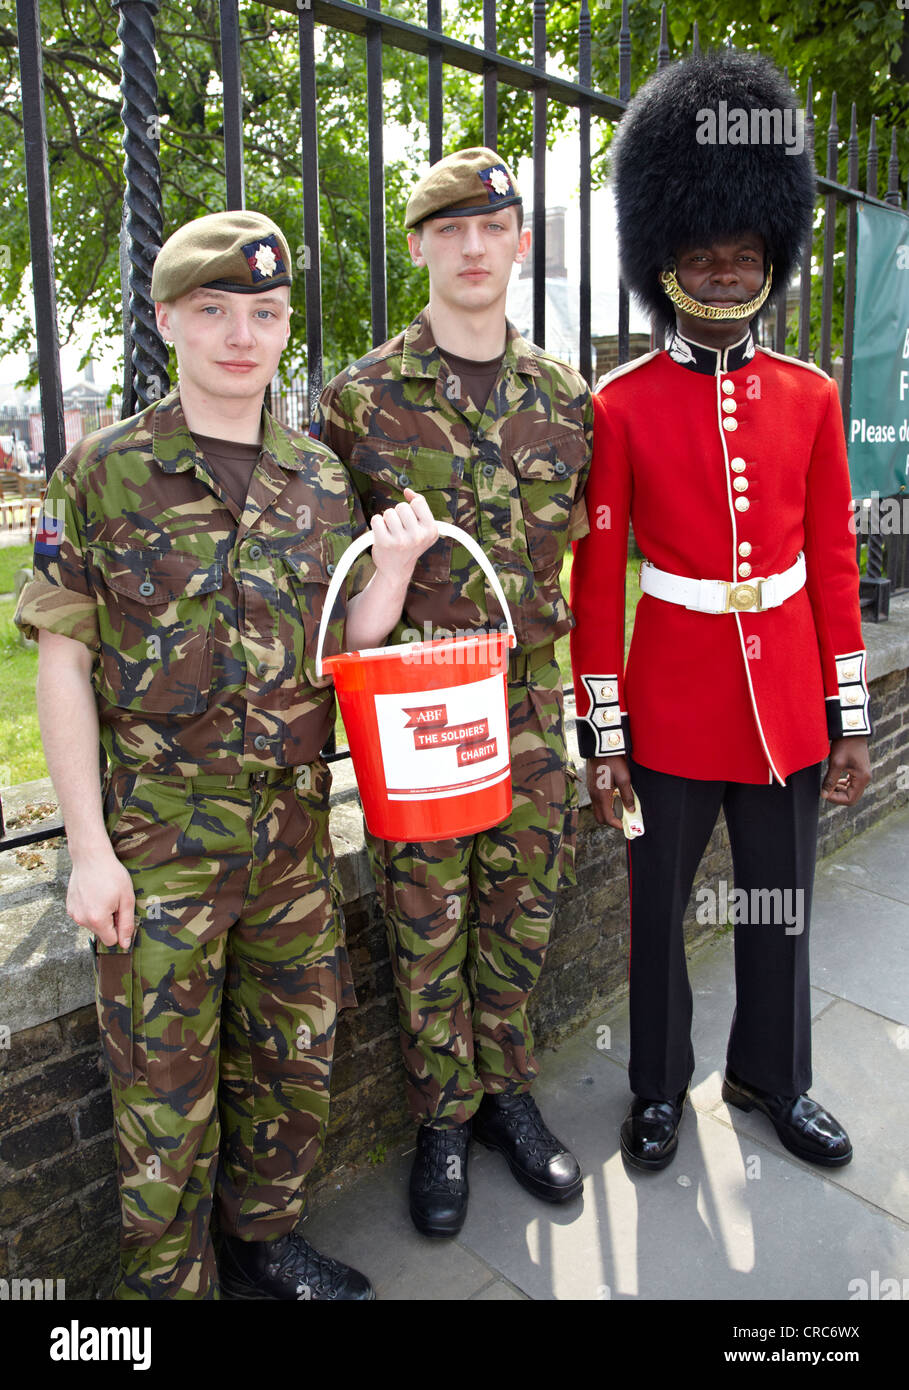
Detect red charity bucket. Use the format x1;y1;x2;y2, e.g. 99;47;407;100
316;522;517;843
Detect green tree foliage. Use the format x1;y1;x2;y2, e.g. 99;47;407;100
3;0;907;386
1;0;436;391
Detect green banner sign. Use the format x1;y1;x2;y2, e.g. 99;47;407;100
849;202;909;499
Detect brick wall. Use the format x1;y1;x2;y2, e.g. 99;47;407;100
593;334;653;381
0;1007;117;1300
1;662;906;1298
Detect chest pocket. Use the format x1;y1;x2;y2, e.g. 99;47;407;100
89;547;222;715
350;440;468;581
512;431;588;573
277;529;348;686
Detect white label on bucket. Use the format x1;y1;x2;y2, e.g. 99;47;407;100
373;674;510;800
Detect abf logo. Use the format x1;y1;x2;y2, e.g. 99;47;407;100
897;244;909;269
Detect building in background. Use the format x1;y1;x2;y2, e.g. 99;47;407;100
506;206;651;377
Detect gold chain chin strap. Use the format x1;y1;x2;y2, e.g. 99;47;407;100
659;264;774;321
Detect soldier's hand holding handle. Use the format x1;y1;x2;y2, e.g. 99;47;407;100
587;755;636;830
369;488;439;580
37;629;136;949
821;736;871;807
345;489;439;652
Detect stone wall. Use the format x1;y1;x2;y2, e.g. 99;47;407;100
2;597;907;1299
0;1008;117;1299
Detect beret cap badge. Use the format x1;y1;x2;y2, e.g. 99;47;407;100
481;166;513;199
244;236;285;282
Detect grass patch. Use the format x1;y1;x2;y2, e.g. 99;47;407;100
0;545;34;597
0;597;45;786
554;552;640;693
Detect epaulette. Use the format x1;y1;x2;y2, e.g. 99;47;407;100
62;395;163;475
526;346;588;389
344;331;407;376
755;346;829;379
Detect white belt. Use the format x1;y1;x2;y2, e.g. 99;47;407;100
640;552;806;614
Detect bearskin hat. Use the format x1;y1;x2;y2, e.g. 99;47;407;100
610;47;816;332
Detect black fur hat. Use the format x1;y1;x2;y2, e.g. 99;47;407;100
611;47;816;332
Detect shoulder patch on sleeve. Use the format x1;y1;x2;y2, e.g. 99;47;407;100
594;350;662;394
34;501;65;558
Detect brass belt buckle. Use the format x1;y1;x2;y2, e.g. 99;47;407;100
724;579;764;612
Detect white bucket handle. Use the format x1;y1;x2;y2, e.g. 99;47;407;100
315;520;517;679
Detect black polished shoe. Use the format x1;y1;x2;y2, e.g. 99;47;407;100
620;1088;688;1172
408;1120;471;1238
472;1091;583;1202
722;1069;853;1167
218;1229;374;1300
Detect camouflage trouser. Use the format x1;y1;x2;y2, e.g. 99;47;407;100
94;761;353;1301
366;651;578;1127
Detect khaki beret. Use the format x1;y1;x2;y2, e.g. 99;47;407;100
404;147;521;229
151;210;293;302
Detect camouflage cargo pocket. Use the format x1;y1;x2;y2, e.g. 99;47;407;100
278;532;337;689
94;942;145;1087
512;431;588;574
350;440;470;583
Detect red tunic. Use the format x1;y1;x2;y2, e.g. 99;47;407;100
570;331;869;785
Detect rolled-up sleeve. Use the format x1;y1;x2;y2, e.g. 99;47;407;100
14;464;99;649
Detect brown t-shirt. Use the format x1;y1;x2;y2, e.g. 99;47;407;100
191;432;261;514
438;349;505;414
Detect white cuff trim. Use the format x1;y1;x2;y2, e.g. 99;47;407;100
580;674;626;755
835;650;870;734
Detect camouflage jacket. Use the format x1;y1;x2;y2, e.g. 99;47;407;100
313;310;593;652
15;390;362;775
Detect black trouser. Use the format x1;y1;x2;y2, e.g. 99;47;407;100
626;758;822;1102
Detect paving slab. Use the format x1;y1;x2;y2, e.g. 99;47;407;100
700;997;909;1224
809;879;909;1024
469;1278;529;1300
304;1079;909;1302
815;806;909;902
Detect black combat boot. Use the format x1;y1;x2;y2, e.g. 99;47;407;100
219;1229;374;1300
408;1120;471;1237
473;1091;583;1201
